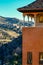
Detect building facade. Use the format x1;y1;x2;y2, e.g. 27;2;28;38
22;27;43;65
17;0;43;65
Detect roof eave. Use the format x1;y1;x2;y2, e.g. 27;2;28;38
17;8;43;13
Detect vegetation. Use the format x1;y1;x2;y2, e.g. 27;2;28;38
0;35;22;65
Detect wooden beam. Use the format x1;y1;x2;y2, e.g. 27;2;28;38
23;12;43;16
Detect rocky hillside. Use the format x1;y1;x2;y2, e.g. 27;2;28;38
0;16;34;65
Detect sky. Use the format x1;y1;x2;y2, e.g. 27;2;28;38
0;0;35;20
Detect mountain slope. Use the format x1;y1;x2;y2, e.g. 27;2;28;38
0;16;34;65
0;16;34;44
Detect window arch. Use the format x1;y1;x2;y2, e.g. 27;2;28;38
40;16;43;23
39;52;43;64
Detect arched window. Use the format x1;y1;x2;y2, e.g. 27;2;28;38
40;16;43;23
27;52;32;64
39;52;43;64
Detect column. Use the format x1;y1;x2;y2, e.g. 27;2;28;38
27;15;29;26
34;14;37;27
23;15;25;27
31;17;32;22
37;14;40;23
27;15;29;22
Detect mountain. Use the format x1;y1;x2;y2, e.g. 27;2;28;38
0;16;19;24
0;16;34;26
0;16;21;44
0;16;34;65
0;16;34;44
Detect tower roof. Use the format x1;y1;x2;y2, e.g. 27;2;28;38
17;0;43;12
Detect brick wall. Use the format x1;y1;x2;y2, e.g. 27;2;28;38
22;27;43;65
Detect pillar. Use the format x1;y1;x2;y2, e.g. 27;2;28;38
27;15;29;22
23;15;25;27
34;14;37;27
31;17;33;22
27;15;29;26
37;14;40;23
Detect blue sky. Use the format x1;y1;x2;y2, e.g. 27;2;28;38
0;0;35;19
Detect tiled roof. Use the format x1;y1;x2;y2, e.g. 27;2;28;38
17;0;43;12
